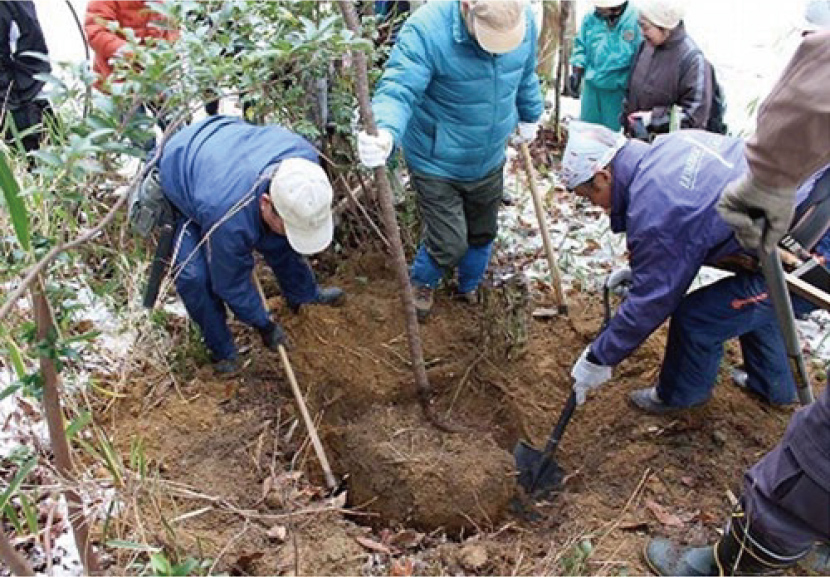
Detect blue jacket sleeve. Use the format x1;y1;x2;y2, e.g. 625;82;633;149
516;12;544;123
591;234;708;366
371;21;434;144
206;220;271;331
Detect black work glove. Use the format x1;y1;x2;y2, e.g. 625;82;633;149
566;67;584;98
259;321;288;352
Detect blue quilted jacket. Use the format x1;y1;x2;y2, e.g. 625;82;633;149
372;0;543;181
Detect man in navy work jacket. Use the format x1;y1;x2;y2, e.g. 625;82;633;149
159;116;345;373
560;121;830;414
357;0;543;322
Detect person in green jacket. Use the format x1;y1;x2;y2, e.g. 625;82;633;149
569;0;642;130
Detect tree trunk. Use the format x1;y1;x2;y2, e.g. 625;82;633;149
337;1;461;433
0;529;34;576
537;1;563;80
32;276;100;574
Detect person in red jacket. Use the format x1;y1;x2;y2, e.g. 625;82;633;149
84;0;178;91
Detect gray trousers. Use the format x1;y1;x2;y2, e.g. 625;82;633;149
743;385;830;555
409;164;504;269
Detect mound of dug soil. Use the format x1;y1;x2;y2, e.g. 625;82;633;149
338;403;515;533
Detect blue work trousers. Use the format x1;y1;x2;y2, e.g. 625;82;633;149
657;272;815;407
172;220;318;361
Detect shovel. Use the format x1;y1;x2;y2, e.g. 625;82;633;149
519;141;568;314
513;390;577;499
514;273;624;498
758;240;815;405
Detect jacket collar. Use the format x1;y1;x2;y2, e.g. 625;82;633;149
610;140;650;233
659;22;687;49
452;1;475;45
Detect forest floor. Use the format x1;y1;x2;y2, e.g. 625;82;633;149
97;243;825;575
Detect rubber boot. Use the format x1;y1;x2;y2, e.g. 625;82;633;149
629;387;686;415
645;506;809;576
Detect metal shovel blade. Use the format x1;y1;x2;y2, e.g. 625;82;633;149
514;391;577;499
513;440;566;499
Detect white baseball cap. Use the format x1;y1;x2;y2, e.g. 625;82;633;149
594;0;628;8
269;157;334;255
468;0;527;54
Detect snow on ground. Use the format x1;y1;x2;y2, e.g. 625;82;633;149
2;1;823;572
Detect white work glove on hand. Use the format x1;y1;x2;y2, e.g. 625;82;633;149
716;174;797;254
605;267;633;297
571;346;613;405
357;128;394;168
515;121;540;144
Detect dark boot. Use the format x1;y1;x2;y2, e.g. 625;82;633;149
289;286;346;314
644;538;718;576
645;507;809;576
213;357;240;375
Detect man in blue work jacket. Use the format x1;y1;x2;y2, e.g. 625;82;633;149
357;0;543;322
159;116;345;373
560;121;830;413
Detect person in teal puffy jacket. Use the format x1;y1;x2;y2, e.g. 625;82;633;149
569;0;642;130
357;0;543;322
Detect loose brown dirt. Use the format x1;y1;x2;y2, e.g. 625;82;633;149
100;248;824;575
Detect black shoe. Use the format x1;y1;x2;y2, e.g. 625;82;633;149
289;286;346;313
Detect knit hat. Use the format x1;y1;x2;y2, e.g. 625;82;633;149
269;158;334;255
803;0;830;31
561;122;627;190
636;0;685;29
467;0;526;54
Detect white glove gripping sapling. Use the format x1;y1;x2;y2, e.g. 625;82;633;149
357;128;394;168
571;346;613;405
716;174;797;254
515;121;540;144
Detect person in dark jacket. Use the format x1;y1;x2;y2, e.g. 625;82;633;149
622;0;712;140
0;1;52;153
561;121;830;414
159;116;345;373
357;0;543;322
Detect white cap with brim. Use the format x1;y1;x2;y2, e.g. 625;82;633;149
561;121;627;191
469;0;526;54
269;157;334;255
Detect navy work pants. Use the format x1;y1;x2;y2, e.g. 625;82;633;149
656;272;815;407
172;220;318;361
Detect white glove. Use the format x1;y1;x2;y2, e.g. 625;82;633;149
357;129;394;168
605;267;632;297
515;121;539;144
716;174;797;254
571;346;613;405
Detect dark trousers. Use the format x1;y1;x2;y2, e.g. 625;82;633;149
656;272;815;406
408;165;503;290
3;99;52;153
172;220;318;361
742;385;830;556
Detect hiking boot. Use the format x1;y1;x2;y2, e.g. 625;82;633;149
412;284;434;323
454;289;478;305
213;357;240;376
629;387;688;415
289;286;346;313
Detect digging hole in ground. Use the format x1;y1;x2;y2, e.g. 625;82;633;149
260;254;594;534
